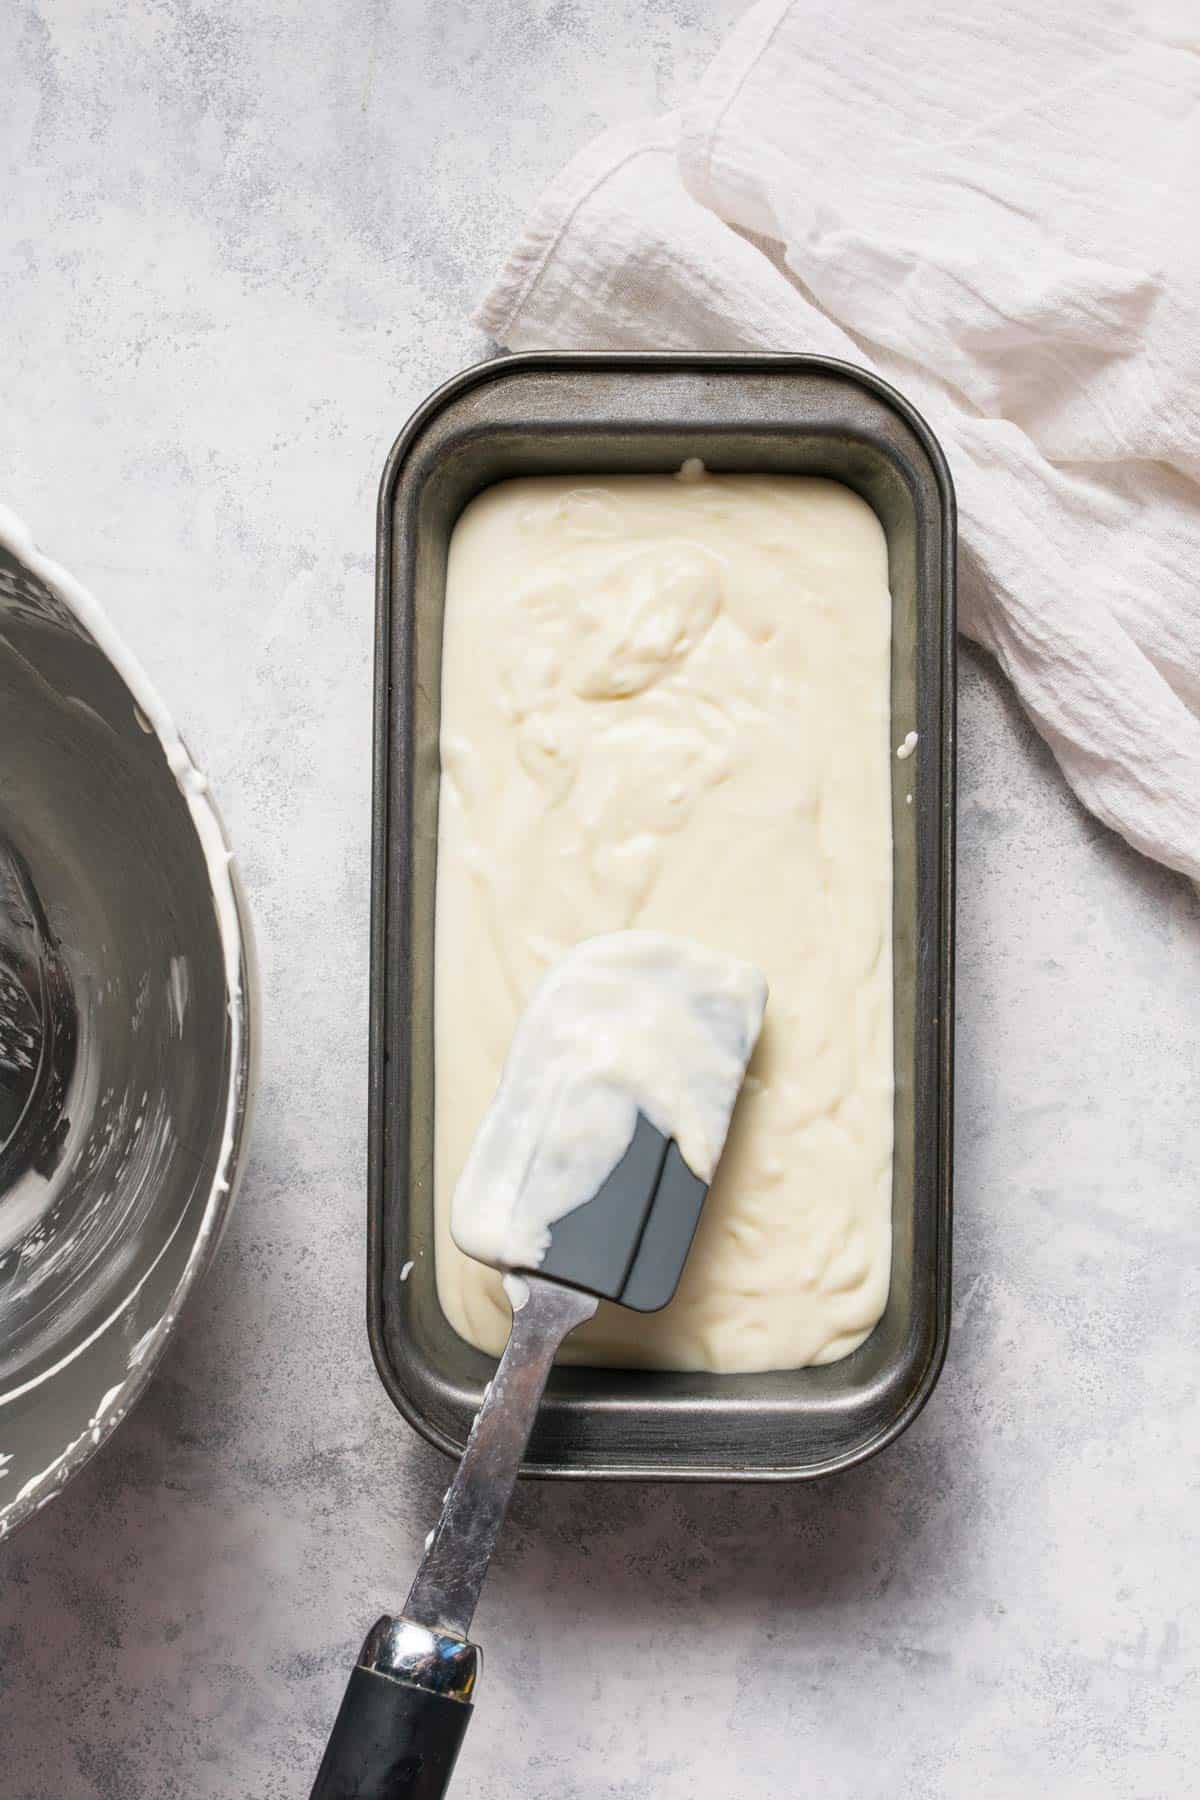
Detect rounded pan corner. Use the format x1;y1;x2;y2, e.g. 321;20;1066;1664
364;1272;468;1467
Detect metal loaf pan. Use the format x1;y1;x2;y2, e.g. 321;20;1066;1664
370;353;955;1481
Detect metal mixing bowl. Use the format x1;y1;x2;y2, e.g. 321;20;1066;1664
0;508;254;1537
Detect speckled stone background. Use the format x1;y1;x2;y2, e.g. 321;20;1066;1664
3;3;1199;1796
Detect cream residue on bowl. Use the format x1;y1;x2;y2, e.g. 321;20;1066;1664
0;505;253;1539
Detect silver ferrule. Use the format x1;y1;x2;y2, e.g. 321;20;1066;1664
358;1615;480;1704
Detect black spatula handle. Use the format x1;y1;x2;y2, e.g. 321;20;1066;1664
309;1616;478;1800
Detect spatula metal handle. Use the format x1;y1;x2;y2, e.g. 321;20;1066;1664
308;1617;478;1800
309;1277;597;1799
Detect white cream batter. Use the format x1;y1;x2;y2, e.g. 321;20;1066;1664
451;930;767;1273
434;471;894;1373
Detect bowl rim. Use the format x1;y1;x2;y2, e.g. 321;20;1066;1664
0;504;256;1539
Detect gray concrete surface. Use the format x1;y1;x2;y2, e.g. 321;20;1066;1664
3;1;1198;1795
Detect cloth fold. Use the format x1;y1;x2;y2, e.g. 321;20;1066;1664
478;0;1200;881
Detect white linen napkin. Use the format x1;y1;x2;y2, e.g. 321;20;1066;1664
477;0;1200;881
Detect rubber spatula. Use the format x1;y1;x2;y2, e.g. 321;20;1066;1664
309;950;764;1800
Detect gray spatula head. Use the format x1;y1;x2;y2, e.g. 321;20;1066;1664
525;1111;710;1312
450;932;766;1312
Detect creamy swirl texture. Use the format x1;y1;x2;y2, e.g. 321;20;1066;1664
434;471;894;1373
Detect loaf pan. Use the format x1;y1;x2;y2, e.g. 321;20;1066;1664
369;352;955;1480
